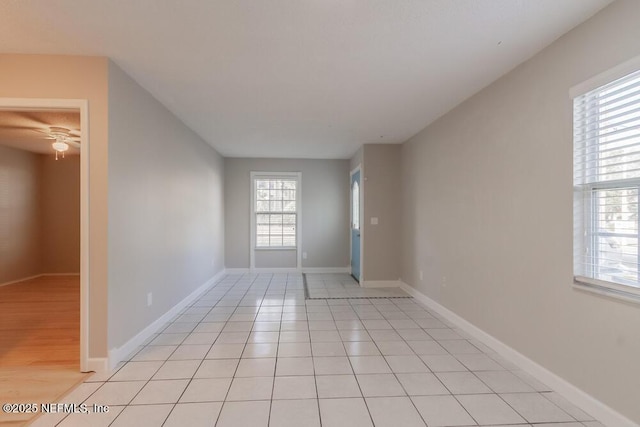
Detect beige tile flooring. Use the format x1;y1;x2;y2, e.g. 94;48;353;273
30;273;605;427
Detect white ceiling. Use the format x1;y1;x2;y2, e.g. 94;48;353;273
0;110;80;154
0;0;612;159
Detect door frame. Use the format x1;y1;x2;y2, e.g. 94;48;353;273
0;97;90;372
350;165;363;283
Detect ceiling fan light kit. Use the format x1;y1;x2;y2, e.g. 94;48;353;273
46;127;79;160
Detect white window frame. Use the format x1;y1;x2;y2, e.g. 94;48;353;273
571;55;640;303
249;171;302;270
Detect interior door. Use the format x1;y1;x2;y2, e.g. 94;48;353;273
351;170;361;282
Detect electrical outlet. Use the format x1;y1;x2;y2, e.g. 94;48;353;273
441;276;447;287
419;270;423;281
147;292;153;306
302;252;308;259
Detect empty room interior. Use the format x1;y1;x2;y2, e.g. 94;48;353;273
0;1;639;426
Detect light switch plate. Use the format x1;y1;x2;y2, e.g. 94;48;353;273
371;217;379;225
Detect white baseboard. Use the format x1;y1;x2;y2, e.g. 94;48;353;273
108;269;225;370
399;281;638;427
302;267;351;274
252;268;300;273
362;280;402;288
224;268;250;274
225;267;301;274
85;357;108;374
224;267;351;275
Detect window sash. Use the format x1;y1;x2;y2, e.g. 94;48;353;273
254;178;298;249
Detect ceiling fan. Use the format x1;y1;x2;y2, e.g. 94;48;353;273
45;126;81;159
0;111;81;159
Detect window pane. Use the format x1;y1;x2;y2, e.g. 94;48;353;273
593;187;639;285
283;201;296;212
270;201;283;212
270;189;281;200
270;235;283;247
283;235;296;246
256;235;270;247
256;201;269;212
269;214;283;225
352;181;360;230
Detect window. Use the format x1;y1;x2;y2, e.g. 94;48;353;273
254;176;298;248
573;66;640;298
352;180;360;230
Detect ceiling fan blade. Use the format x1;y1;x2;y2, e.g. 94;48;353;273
19;111;52;127
1;124;43;131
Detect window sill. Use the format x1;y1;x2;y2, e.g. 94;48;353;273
573;276;640;305
255;247;297;251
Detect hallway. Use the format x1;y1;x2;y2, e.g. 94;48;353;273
32;273;601;427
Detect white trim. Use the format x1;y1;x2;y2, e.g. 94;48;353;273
86;358;108;374
302;267;351;274
570;54;640;98
108;270;225;370
361;280;401;288
224;268;251;274
224;267;350;275
573;278;640;305
399;281;639;427
250;268;300;274
0;97;90;373
249;171;302;270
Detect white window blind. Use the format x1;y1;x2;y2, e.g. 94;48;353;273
255;178;297;248
573;67;640;296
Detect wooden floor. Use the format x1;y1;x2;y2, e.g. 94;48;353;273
0;276;87;426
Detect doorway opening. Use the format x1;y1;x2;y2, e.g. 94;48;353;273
0;99;89;425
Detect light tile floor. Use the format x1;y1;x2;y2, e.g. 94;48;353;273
306;274;410;299
31;273;605;427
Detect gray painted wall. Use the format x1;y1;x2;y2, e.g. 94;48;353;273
362;144;401;282
400;0;640;422
107;61;225;350
225;158;349;269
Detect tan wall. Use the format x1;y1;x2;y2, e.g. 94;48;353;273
400;0;640;422
0;54;109;358
107;61;225;350
362;144;401;282
0;145;41;284
40;154;80;274
225;158;350;269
